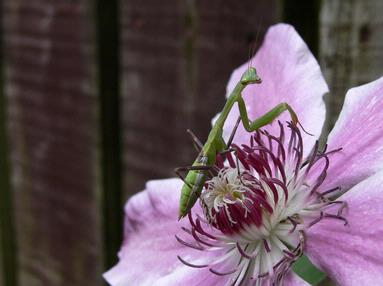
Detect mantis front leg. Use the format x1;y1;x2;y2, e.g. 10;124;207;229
237;96;299;132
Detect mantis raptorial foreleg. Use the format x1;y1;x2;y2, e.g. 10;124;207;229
237;97;298;132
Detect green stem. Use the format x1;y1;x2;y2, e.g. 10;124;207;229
292;255;327;285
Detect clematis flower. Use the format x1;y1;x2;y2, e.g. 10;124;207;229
104;24;383;286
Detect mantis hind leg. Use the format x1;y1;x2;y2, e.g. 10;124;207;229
174;165;216;185
237;97;300;132
226;116;241;148
186;129;204;153
219;147;245;181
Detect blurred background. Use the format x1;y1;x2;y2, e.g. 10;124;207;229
0;0;382;285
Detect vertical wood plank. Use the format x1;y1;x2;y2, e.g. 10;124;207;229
95;0;123;271
120;0;280;197
4;1;102;285
320;0;383;128
0;0;18;284
0;70;17;285
283;0;320;56
0;244;2;285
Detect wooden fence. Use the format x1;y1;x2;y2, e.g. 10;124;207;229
0;0;382;285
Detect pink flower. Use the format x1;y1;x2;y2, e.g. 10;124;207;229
104;24;383;285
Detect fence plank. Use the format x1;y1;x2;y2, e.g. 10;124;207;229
0;244;2;285
0;54;17;286
283;0;320;57
320;0;383;128
95;0;123;272
120;0;280;197
4;1;102;285
0;1;18;285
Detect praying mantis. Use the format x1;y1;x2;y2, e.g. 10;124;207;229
176;67;300;219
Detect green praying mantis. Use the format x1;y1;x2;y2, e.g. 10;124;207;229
176;67;300;219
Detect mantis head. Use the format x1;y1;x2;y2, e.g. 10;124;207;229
240;67;262;85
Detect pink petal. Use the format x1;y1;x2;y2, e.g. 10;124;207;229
306;170;383;285
104;178;228;286
221;23;327;158
321;76;383;192
105;178;308;285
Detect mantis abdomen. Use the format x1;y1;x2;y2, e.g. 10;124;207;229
178;153;212;219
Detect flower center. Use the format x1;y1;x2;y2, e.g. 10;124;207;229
177;122;347;285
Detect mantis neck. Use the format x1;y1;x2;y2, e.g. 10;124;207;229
208;81;246;140
200;82;247;161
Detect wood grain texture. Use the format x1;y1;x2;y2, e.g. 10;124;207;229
121;0;280;198
320;0;383;129
0;244;5;285
95;0;123;271
0;235;3;285
0;0;18;283
3;1;102;285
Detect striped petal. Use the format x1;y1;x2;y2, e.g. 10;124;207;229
319;76;383;193
306;170;383;285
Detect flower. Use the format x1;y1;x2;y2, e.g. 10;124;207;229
179;122;346;286
104;24;383;286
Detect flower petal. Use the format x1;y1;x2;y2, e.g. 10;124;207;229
104;178;228;286
306;170;383;285
221;23;327;158
321;76;383;192
105;178;309;286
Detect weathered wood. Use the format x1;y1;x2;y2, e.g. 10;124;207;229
0;1;18;285
320;0;383;130
95;0;123;271
283;0;320;57
121;0;280;197
4;1;102;285
0;60;17;286
0;243;2;285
